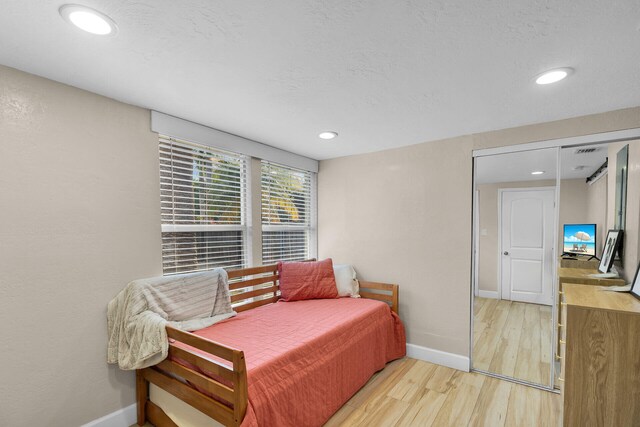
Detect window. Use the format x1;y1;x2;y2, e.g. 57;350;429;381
261;161;316;264
159;136;249;274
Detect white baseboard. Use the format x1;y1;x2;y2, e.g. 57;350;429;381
478;290;499;299
406;343;470;372
81;403;136;427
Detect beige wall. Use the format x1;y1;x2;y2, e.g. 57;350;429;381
559;179;591;242
318;107;640;357
585;172;608;258
0;66;162;426
607;140;640;280
558;178;592;263
319;138;474;354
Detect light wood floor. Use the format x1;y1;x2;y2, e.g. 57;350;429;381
135;357;562;427
472;297;553;386
324;358;561;427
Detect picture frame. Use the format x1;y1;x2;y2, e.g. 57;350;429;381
598;230;623;273
631;263;640;301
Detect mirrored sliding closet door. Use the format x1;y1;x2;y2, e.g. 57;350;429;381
471;147;559;388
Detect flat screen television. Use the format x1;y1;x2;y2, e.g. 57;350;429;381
563;223;597;256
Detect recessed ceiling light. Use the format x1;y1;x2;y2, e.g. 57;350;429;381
531;170;545;175
318;131;338;140
535;68;573;85
59;4;117;36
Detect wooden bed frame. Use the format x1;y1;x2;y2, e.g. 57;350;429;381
136;262;399;427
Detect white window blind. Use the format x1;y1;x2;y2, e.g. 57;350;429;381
261;161;316;264
160;136;249;274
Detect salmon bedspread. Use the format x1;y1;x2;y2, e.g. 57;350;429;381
175;297;405;427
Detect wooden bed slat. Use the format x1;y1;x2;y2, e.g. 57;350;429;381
229;274;278;290
231;285;278;303
142;367;235;426
234;296;279;313
228;264;277;279
166;326;238;362
359;281;397;291
359;290;394;302
157;360;235;403
168;345;234;382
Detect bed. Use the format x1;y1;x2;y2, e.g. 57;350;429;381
136;263;405;427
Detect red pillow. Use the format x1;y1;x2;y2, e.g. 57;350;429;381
277;258;338;302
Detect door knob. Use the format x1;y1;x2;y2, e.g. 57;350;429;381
503;251;509;255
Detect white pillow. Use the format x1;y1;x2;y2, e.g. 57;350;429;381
333;264;360;298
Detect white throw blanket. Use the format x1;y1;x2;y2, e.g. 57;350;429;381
107;268;236;370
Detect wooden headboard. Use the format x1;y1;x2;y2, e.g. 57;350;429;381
227;263;399;314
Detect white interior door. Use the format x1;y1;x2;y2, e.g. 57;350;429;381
501;188;555;305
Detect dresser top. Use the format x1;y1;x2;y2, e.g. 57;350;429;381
564;283;640;314
558;267;626;286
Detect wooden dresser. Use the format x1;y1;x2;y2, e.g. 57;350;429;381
560;283;640;426
556;268;625;350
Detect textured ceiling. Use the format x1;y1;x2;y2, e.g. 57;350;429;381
1;1;639;160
